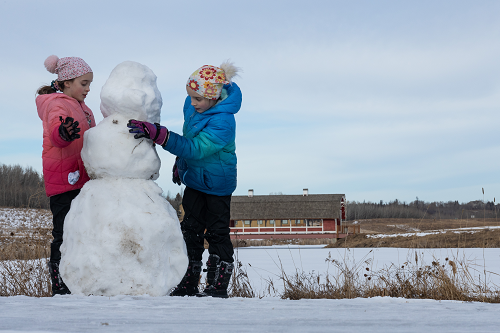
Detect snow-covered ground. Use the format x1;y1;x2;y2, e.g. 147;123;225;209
367;226;500;238
0;208;51;231
1;245;500;332
1;294;500;332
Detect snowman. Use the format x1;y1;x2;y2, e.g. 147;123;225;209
60;61;188;296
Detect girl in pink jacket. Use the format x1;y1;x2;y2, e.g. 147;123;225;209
36;55;95;296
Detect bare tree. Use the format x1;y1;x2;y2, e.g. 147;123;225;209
346;198;499;220
0;164;49;209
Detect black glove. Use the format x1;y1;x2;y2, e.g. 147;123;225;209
59;116;81;142
172;157;181;185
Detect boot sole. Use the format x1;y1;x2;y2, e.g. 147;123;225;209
196;292;229;298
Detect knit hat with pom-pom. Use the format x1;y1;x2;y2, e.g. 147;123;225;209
187;61;240;100
44;55;92;81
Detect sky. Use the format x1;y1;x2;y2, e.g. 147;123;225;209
0;0;499;204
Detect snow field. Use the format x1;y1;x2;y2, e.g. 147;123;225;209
0;208;52;231
1;245;500;332
368;226;500;239
1;295;500;332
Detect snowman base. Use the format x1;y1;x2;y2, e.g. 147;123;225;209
60;178;188;296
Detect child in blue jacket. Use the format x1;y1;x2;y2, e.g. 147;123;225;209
128;62;241;298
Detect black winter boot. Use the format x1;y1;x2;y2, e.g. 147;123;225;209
170;261;202;296
48;262;71;296
197;260;234;298
204;254;220;287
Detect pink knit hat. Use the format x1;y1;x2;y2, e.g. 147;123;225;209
44;55;92;81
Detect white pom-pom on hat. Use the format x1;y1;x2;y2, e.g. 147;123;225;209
220;60;241;83
44;55;59;74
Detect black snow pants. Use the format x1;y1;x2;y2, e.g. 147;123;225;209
181;186;234;263
49;189;80;264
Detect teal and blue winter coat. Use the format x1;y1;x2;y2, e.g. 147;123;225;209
164;83;241;196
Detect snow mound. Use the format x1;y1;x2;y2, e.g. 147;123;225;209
60;179;188;296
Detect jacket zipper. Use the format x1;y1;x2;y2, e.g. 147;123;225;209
80;103;92;128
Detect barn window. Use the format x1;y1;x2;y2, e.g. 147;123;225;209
244;220;251;225
258;220;263;225
269;220;275;225
282;219;288;224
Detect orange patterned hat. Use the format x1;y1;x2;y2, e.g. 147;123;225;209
187;65;229;100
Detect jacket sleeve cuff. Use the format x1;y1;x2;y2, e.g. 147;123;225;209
50;125;71;148
160;130;170;148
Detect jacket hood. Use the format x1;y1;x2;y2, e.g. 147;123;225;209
36;93;85;120
202;82;242;116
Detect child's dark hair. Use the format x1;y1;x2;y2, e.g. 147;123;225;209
37;79;74;95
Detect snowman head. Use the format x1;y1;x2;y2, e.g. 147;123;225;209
82;61;162;180
100;61;162;123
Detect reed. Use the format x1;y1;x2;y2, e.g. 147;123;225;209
277;250;500;303
0;258;51;297
0;227;52;297
228;260;255;298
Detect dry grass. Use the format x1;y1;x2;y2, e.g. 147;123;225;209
0;259;51;297
0;207;52;261
0;231;52;297
276;250;500;303
228;261;255;298
0;227;51;261
1;208;52;297
227;249;500;303
329;225;500;249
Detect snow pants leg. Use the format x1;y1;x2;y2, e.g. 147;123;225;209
49;189;80;263
180;187;234;263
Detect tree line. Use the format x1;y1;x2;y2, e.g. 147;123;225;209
346;198;499;220
2;163;498;220
0;163;49;209
163;190;183;217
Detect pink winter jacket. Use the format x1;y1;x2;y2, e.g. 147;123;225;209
36;93;96;197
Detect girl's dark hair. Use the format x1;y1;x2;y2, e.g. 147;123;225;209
37;79;74;95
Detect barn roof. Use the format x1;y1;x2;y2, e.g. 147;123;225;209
230;194;345;220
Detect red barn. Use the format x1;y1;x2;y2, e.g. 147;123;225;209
229;189;348;239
